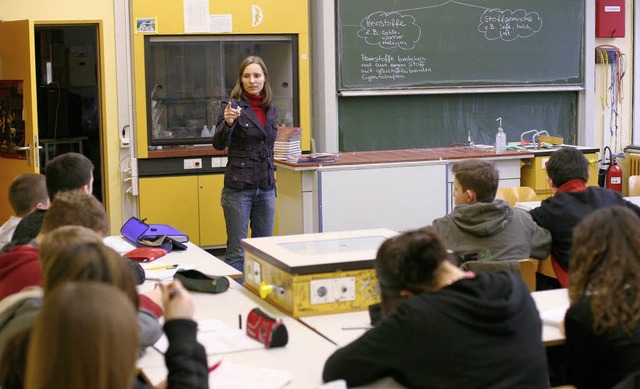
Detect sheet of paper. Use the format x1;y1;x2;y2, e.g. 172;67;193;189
209;361;293;389
184;0;210;32
154;319;263;355
540;307;568;327
210;14;232;33
142;263;196;281
103;236;136;254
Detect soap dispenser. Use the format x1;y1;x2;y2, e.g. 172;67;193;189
495;117;507;154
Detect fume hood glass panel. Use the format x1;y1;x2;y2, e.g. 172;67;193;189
145;35;298;147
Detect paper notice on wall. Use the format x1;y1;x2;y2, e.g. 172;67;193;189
184;0;211;33
211;14;232;33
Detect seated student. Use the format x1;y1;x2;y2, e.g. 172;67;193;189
0;230;164;388
0;173;49;250
44;152;94;200
530;147;640;287
322;227;549;389
565;206;640;389
23;281;208;389
432;159;551;263
0;191;109;300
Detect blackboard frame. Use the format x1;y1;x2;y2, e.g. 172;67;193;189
336;0;585;91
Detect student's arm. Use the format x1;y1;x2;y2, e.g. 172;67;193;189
163;319;208;389
322;306;411;387
525;213;552;260
160;281;208;389
213;101;235;150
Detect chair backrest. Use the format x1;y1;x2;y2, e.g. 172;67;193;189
459;259;536;291
495;186;537;206
517;259;536;292
629;175;640;196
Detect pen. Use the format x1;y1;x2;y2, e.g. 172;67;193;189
146;264;179;270
208;359;223;373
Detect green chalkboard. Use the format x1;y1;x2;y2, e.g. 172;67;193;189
338;92;577;151
337;0;584;89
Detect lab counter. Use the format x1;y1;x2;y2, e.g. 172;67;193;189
275;147;534;235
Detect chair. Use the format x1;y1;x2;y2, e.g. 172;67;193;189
495;186;537;206
629;175;640;196
460;259;536;291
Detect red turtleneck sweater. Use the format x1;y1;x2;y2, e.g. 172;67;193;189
247;94;266;127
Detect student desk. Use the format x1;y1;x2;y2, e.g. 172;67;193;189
299;288;570;348
136;281;339;388
103;236;242;279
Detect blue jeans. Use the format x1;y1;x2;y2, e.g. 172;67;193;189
221;187;276;270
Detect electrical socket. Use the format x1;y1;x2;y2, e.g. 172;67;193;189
184;158;202;170
309;279;333;305
211;157;222;168
247;260;261;284
332;277;356;302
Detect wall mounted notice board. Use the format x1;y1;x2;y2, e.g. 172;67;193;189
336;0;585;151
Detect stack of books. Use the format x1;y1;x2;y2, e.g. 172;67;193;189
274;127;302;160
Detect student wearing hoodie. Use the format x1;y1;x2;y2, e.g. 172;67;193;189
432;159;551;263
322;227;549;389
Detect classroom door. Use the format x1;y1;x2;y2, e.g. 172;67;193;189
0;20;39;222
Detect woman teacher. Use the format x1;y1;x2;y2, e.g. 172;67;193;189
213;56;277;273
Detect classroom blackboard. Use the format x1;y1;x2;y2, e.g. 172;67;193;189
338;92;577;151
337;0;584;90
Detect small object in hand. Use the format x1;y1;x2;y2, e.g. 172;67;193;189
173;269;230;294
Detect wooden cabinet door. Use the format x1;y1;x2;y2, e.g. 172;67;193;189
138;176;200;245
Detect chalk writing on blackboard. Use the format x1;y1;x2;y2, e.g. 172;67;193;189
354;2;543;83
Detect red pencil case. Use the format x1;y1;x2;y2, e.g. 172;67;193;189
124;247;167;263
246;308;288;348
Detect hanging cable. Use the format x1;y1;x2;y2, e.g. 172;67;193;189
595;45;626;153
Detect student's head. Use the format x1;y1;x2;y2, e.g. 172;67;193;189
451;160;499;205
0;209;48;253
546;147;589;188
230;56;272;107
39;191;108;237
375;227;450;314
44;152;94;200
41;233;139;308
8;173;49;216
25;282;139;389
569;206;640;335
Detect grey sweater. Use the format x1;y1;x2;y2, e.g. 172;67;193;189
432;199;551;263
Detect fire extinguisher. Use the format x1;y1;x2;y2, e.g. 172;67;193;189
598;146;623;193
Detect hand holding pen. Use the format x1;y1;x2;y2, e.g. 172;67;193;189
224;100;242;126
158;279;194;321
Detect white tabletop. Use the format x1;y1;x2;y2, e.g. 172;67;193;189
516;195;640;211
103;236;242;281
136;281;338;388
300;288;570;348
